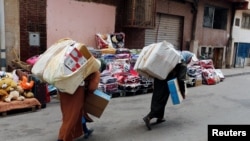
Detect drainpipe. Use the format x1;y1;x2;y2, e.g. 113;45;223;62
190;0;198;41
226;3;236;68
0;0;6;71
188;0;199;55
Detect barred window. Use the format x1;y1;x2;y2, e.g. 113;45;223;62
242;13;250;29
235;18;240;26
203;5;228;30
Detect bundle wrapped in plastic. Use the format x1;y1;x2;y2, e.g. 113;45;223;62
134;40;182;80
95;33;113;49
31;38;75;80
32;38;100;94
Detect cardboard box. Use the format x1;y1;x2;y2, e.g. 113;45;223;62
195;74;203;87
85;89;111;118
195;79;203;87
64;47;87;74
167;78;184;105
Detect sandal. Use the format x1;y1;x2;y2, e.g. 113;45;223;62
156;118;166;124
143;116;151;130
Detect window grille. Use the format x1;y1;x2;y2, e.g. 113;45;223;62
124;0;156;28
203;5;228;30
242;13;250;29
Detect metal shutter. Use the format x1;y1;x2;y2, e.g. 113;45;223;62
145;14;183;49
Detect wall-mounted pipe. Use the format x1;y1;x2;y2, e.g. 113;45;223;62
190;0;199;41
0;0;6;71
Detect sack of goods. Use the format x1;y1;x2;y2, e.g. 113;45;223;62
134;40;182;80
31;38;100;94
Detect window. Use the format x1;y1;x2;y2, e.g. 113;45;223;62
203;5;228;30
235;18;240;26
242;13;250;29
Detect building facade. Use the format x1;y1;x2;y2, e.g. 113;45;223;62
231;8;250;68
119;0;249;69
1;0;250;71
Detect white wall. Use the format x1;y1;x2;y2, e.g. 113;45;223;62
232;10;250;43
232;10;250;66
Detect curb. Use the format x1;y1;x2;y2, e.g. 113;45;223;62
224;72;250;78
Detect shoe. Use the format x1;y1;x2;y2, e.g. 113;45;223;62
84;129;94;139
156;118;166;124
143;116;151;130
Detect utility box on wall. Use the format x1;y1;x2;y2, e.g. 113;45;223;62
29;32;40;46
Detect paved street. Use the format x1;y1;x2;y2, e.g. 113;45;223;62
1;73;250;141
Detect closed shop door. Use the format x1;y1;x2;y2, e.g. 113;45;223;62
234;43;250;68
145;13;183;49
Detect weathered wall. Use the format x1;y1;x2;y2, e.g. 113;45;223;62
19;0;47;61
47;0;116;47
123;0;193;49
156;0;193;50
4;0;20;68
196;0;232;47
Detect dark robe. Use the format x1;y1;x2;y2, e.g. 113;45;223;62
147;62;187;119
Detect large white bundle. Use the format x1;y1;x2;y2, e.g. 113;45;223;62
134;40;181;80
31;38;76;81
134;43;156;78
45;56;100;94
42;42;81;84
32;38;100;94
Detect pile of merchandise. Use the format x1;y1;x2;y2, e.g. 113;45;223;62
93;33;153;96
186;59;225;86
93;34;226;97
26;33;226;99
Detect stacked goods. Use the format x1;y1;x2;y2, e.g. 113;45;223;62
95;33;115;55
99;48;142;94
95;32;125;49
115;48;131;60
94;33;157;95
109;58;141;93
200;60;220;85
115;47;131;54
110;32;125;48
95;33;113;49
140;75;153;89
134;40;182;80
102;54;116;65
87;47;102;59
100;75;118;93
115;72;141;93
186;58;225;86
95;32;125;55
31;38;100;94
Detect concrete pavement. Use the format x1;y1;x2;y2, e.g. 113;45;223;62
1;66;250;141
221;66;250;77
